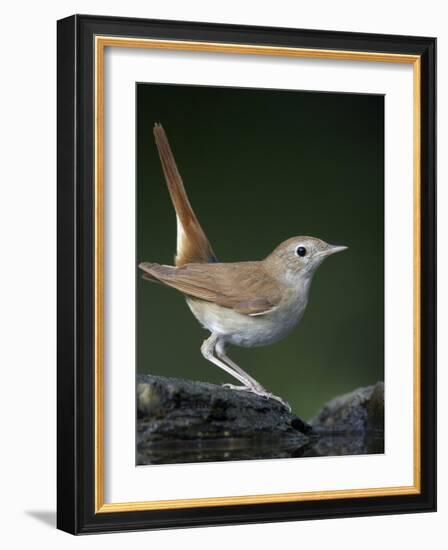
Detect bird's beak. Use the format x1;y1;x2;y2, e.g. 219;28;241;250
326;244;348;256
317;244;348;258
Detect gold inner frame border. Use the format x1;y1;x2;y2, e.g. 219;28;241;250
94;36;421;513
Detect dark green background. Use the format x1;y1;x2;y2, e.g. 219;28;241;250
136;83;384;419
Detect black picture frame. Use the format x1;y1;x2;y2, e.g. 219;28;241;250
57;14;436;534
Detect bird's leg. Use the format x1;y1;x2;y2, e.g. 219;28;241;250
200;333;253;389
214;340;292;413
201;334;292;412
214;339;266;393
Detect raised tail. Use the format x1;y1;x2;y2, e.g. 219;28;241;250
153;123;217;266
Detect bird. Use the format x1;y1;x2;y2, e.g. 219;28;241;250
139;123;347;411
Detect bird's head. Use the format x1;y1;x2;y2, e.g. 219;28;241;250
264;236;348;282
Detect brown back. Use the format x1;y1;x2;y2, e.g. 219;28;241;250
139;260;282;316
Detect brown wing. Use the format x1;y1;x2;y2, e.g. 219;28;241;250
153;124;217;266
139;261;281;316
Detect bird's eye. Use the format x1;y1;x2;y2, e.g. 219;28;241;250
296;246;307;257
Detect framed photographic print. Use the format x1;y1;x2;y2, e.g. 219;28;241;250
57;14;436;534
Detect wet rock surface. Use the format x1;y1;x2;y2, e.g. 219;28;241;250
136;375;384;465
310;382;384;434
137;374;309;465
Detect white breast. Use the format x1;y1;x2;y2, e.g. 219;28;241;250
186;286;309;348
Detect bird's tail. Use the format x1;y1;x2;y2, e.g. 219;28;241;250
153;123;217;266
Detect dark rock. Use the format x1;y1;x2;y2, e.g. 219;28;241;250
137;374;309;465
136;376;384;465
311;381;384;434
306;382;385;456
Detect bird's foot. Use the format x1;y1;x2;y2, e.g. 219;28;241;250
222;383;291;412
222;383;251;391
256;391;292;413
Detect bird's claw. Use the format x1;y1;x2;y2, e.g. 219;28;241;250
222;383;251;391
261;392;292;413
222;384;291;412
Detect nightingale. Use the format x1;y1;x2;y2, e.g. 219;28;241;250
139;124;347;411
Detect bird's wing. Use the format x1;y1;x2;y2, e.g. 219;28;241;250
139;261;281;316
153;124;217;266
232;298;279;316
